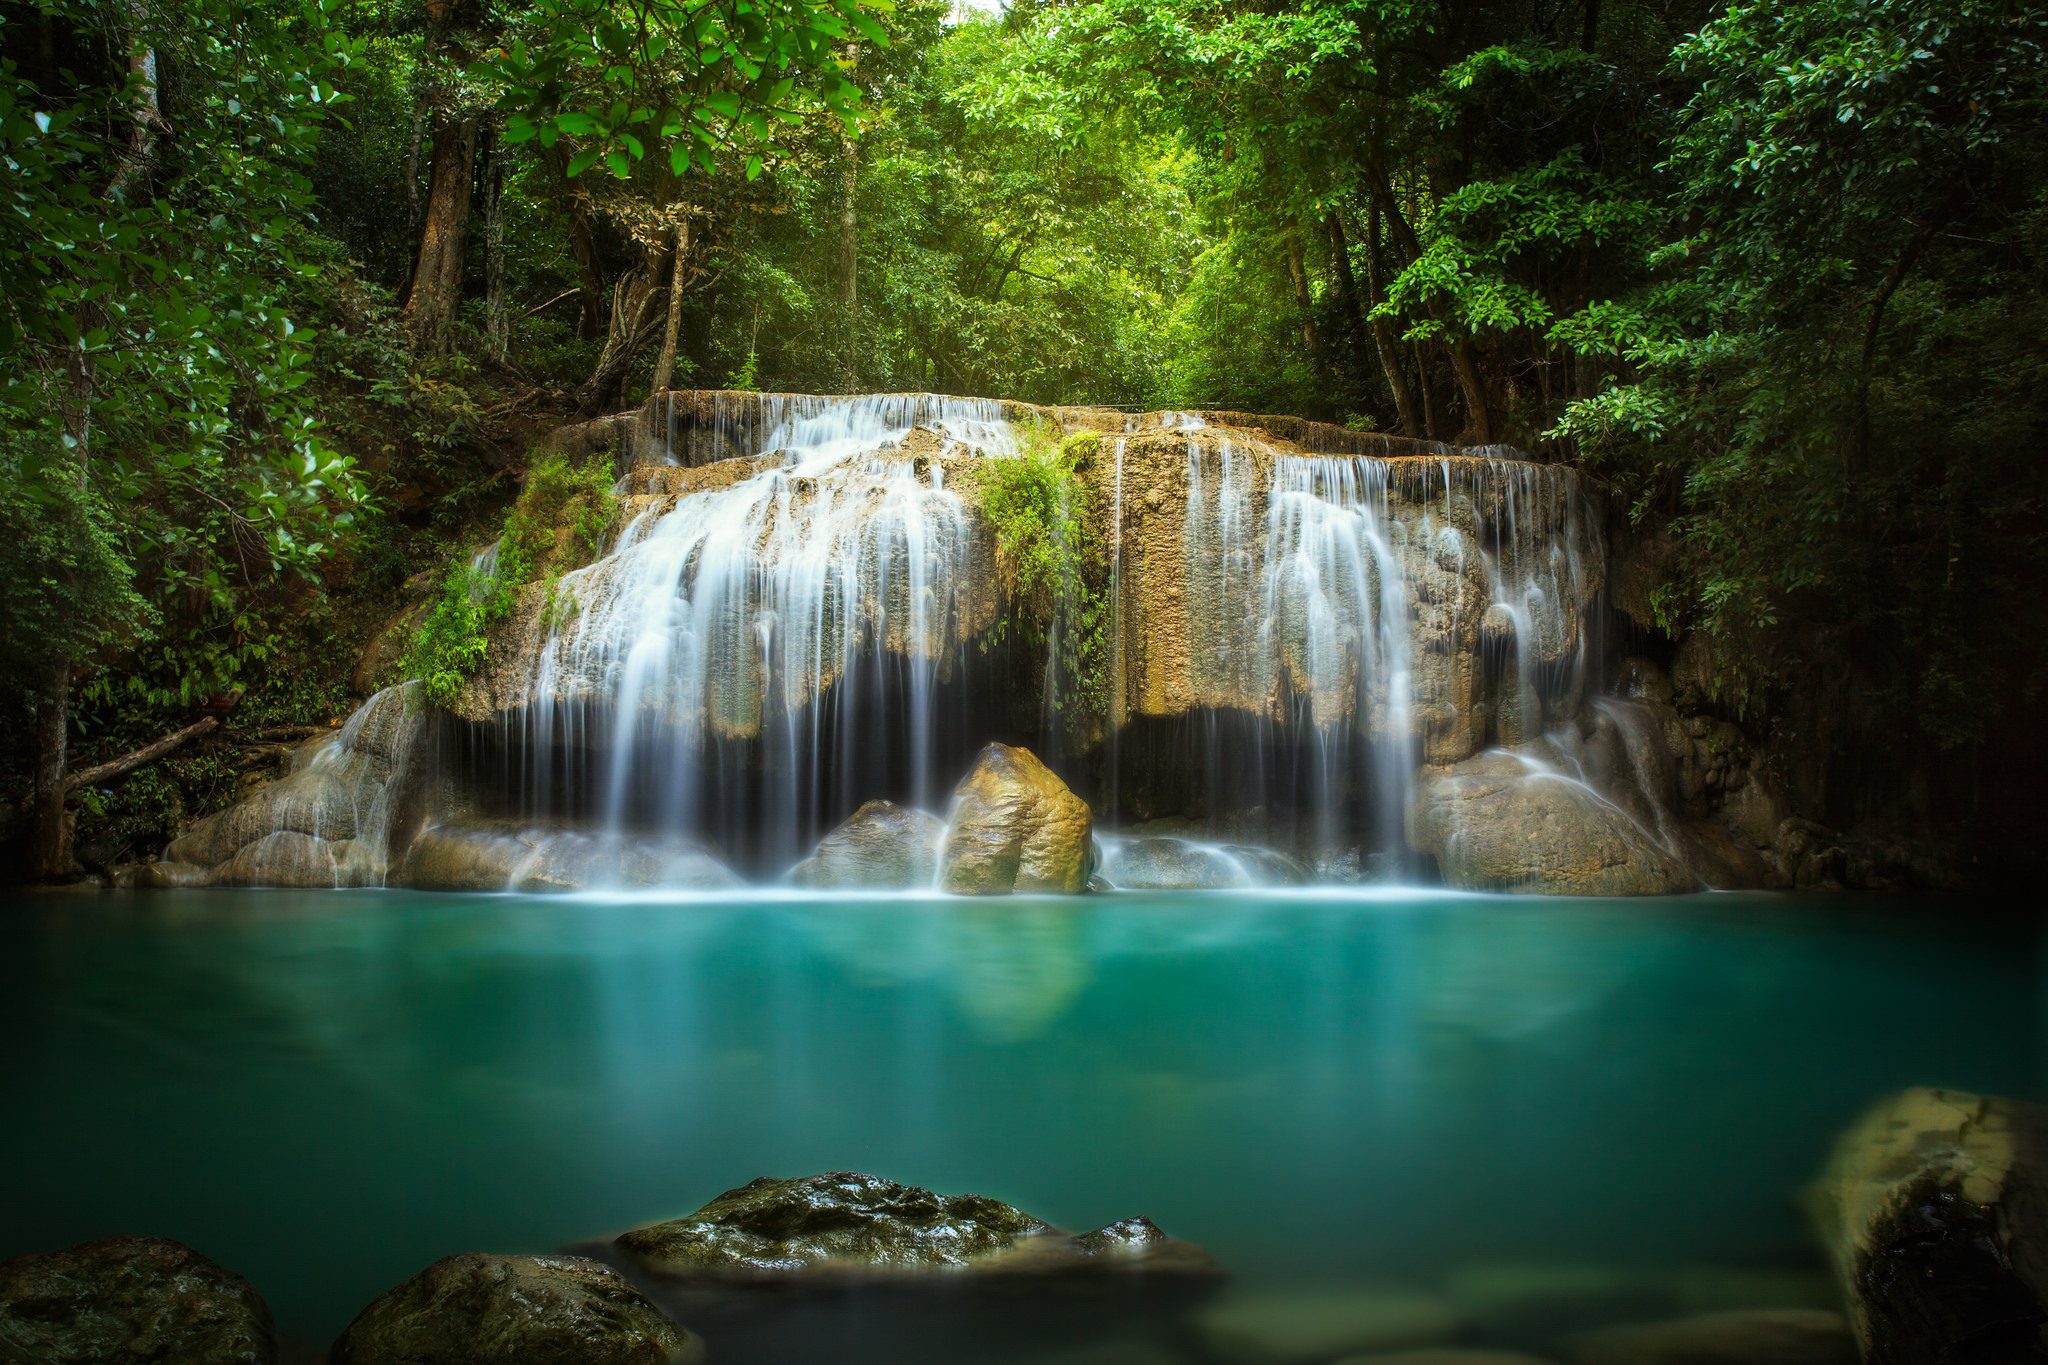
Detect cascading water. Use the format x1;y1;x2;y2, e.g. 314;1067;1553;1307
505;395;1014;870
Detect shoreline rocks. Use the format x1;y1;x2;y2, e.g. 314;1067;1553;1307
331;1253;701;1365
788;800;947;890
0;1236;278;1365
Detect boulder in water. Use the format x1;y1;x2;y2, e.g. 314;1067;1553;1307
0;1235;277;1365
787;800;946;889
400;823;742;893
939;744;1095;895
330;1253;699;1365
1409;752;1697;895
1806;1087;2048;1365
607;1173;1216;1283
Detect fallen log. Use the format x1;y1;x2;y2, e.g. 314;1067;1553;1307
64;717;219;792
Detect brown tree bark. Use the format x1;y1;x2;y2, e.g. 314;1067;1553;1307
650;221;693;396
543;146;608;339
1285;231;1317;353
1364;159;1494;443
31;662;73;879
576;238;677;412
1356;209;1423;437
839;133;860;393
402;113;478;353
480;119;508;362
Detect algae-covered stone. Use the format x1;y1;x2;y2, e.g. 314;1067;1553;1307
1806;1087;2048;1365
400;823;741;892
788;800;946;889
0;1235;276;1365
330;1253;698;1365
1333;1352;1556;1365
940;744;1095;895
1409;752;1696;896
613;1173;1050;1277
1197;1289;1460;1364
1099;837;1310;890
1563;1309;1853;1365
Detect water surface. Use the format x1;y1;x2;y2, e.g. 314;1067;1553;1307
2;888;2038;1350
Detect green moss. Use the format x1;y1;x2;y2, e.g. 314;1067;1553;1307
403;450;619;709
981;424;1110;733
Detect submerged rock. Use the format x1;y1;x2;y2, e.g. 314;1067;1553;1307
400;823;742;893
608;1173;1218;1283
1333;1353;1556;1365
0;1235;276;1365
1408;751;1697;896
1563;1309;1853;1365
1098;836;1311;890
1197;1289;1460;1364
939;745;1095;895
1807;1087;2048;1365
330;1253;699;1365
787;800;947;889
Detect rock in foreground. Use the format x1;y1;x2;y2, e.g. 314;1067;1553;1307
610;1172;1217;1282
1807;1086;2048;1365
0;1235;276;1365
788;800;947;889
1409;752;1696;895
939;744;1095;895
330;1253;699;1365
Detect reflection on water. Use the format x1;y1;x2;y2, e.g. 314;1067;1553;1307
1;889;2041;1350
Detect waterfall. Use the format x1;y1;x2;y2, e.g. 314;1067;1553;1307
506;394;1013;870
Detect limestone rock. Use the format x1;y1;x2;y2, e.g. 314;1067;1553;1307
1806;1087;2048;1365
613;1173;1050;1277
1409;751;1697;896
330;1253;698;1365
211;830;367;888
401;823;741;893
1197;1289;1460;1365
140;860;214;889
939;745;1095;895
1099;836;1310;889
608;1174;1217;1285
0;1235;276;1365
1564;1309;1853;1365
787;800;946;889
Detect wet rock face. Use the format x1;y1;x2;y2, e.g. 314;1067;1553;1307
613;1173;1050;1276
330;1253;699;1365
1409;751;1698;896
400;823;742;893
1098;837;1311;890
0;1235;276;1365
1808;1087;2048;1365
787;800;947;889
939;745;1096;895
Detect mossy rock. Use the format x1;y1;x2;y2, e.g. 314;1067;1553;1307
330;1253;699;1365
0;1235;276;1365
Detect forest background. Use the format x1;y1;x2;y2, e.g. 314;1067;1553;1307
2;0;2043;882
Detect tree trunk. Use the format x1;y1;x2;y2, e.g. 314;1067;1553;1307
1285;232;1317;353
1365;159;1493;443
403;113;478;353
31;661;73;880
576;238;676;412
1357;209;1423;436
650;221;693;396
544;147;608;339
480;119;508;362
103;0;161;204
839;134;860;393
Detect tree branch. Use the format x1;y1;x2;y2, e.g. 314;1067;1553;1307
65;717;217;792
